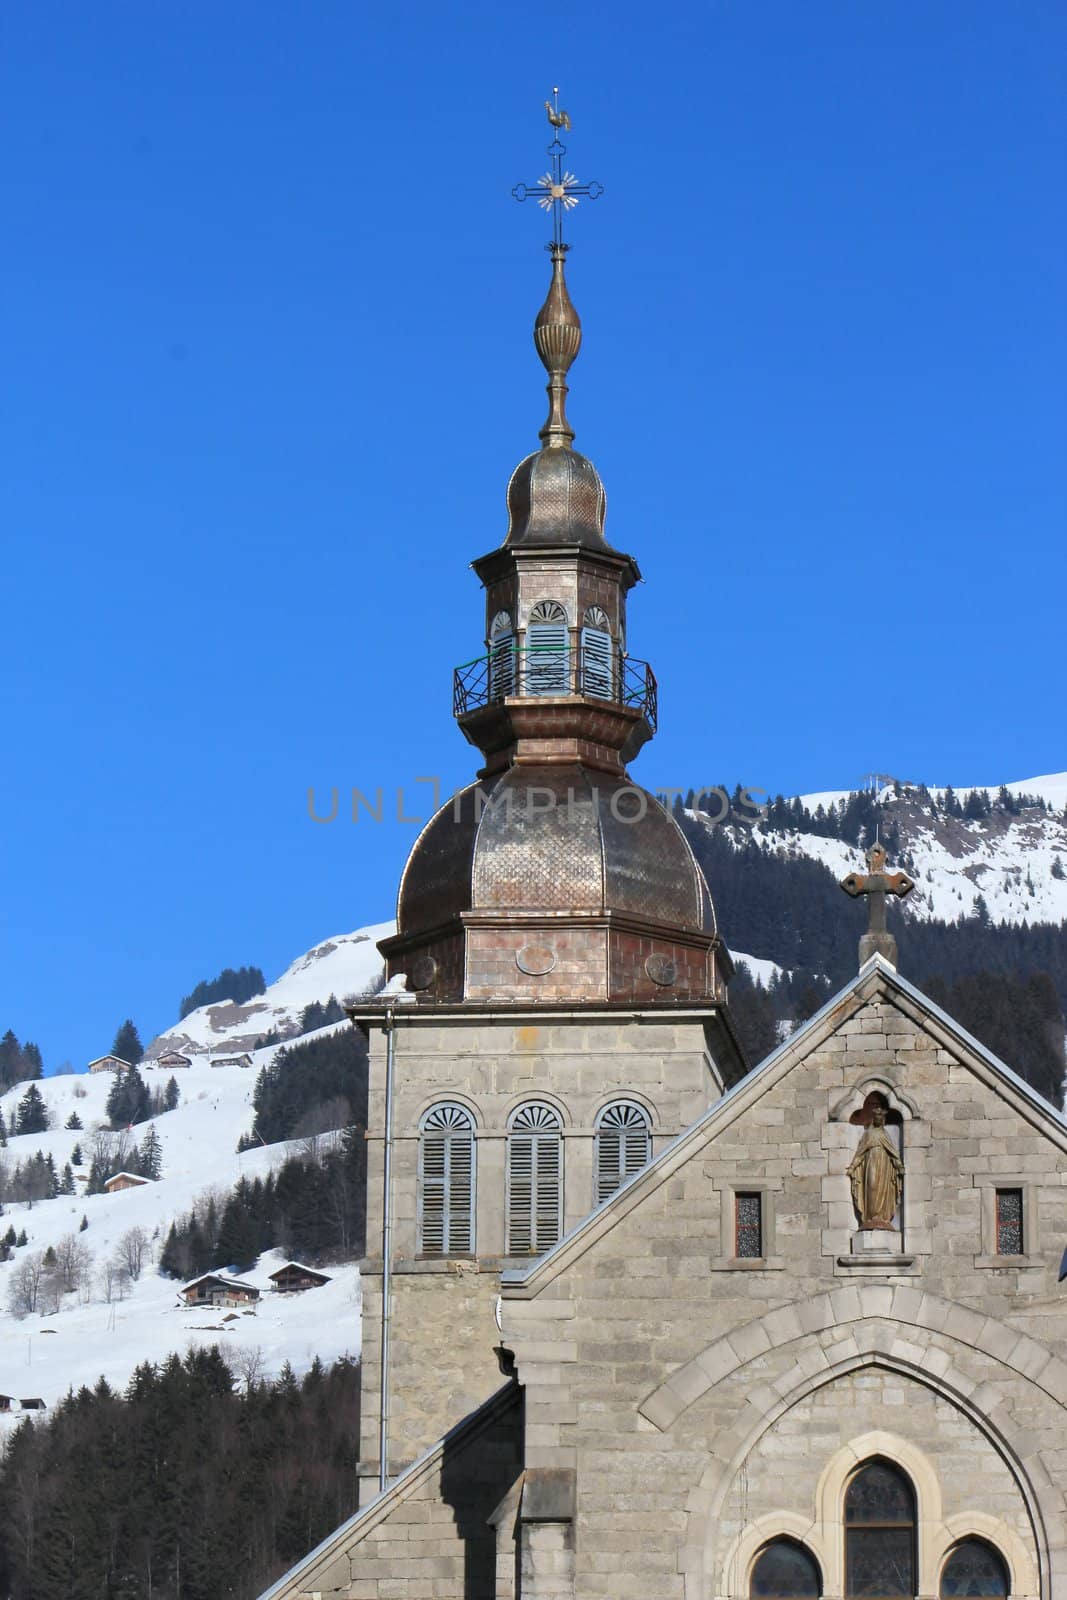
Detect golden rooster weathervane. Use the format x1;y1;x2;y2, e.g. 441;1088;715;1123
513;88;603;251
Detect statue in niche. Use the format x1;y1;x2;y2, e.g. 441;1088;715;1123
847;1095;904;1230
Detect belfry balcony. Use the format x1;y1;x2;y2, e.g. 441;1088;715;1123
452;644;657;773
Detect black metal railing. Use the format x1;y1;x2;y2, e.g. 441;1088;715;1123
453;645;657;732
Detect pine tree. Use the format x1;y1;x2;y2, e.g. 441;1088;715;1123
58;1163;75;1196
71;1141;83;1165
138;1124;163;1181
15;1082;49;1135
16;1229;27;1246
0;1029;22;1089
164;1075;180;1112
111;1019;144;1065
106;1064;150;1129
79;1214;89;1232
0;1107;7;1146
65;1110;83;1130
21;1041;44;1078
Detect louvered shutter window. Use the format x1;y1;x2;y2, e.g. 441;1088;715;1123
489;611;516;699
595;1101;652;1204
418;1104;475;1256
525;602;570;696
580;627;614;700
507;1103;563;1254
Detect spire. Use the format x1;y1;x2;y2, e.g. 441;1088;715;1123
513;90;603;450
840;841;916;970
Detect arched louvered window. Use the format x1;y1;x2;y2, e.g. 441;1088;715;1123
418;1103;475;1256
750;1538;822;1597
526;600;570;696
506;1102;563;1254
939;1540;1010;1597
489;610;516;699
595;1100;652;1204
580;605;614;701
844;1459;916;1599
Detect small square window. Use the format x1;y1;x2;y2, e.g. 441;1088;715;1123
995;1188;1024;1255
735;1192;763;1258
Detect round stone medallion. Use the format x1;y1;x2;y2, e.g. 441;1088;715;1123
408;955;437;991
645;954;677;987
516;944;557;977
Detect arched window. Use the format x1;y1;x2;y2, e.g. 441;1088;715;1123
489;610;516;699
525;601;570;695
418;1104;475;1256
580;605;615;701
844;1459;916;1599
750;1538;822;1597
506;1102;562;1254
939;1540;1010;1597
595;1101;652;1204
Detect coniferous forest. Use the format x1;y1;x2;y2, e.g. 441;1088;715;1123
0;1350;360;1600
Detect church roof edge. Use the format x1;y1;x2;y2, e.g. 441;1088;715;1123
501;954;1067;1293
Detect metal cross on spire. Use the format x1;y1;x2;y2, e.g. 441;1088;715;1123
512;88;604;250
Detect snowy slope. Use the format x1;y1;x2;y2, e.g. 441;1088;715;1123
0;1041;360;1415
740;773;1067;926
145;922;391;1059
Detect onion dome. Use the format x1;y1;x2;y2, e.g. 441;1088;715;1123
397;770;716;939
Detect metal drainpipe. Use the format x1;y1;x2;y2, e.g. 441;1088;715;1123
379;1000;397;1495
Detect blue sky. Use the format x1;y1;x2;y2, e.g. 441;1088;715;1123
3;0;1065;1070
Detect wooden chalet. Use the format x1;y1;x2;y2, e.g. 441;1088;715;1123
156;1050;192;1070
211;1053;254;1069
104;1171;151;1194
19;1398;45;1411
87;1054;132;1075
268;1262;332;1294
180;1273;261;1309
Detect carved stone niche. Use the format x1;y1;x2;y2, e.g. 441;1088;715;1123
829;1083;916;1266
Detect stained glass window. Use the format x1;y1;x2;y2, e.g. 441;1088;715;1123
735;1192;763;1258
845;1460;916;1598
995;1188;1024;1255
940;1539;1010;1596
750;1538;822;1597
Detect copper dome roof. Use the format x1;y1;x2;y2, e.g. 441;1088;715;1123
397;767;715;937
504;447;609;550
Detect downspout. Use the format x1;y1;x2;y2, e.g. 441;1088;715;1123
379;1000;397;1494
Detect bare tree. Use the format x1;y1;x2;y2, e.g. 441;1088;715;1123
52;1233;93;1294
227;1343;266;1392
98;1258;131;1304
7;1252;47;1317
116;1225;151;1282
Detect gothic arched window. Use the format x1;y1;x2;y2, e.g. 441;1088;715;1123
939;1540;1010;1597
506;1102;562;1254
525;601;570;696
580;605;615;701
750;1538;822;1597
844;1459;916;1599
489;610;516;699
594;1100;651;1204
418;1103;475;1256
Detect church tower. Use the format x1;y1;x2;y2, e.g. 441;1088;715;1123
349;101;745;1501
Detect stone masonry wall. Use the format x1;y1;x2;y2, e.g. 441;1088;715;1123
502;978;1067;1598
358;1010;723;1486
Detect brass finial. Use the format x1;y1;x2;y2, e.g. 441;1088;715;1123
513;93;604;449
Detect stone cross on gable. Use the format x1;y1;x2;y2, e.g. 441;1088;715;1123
840;840;915;970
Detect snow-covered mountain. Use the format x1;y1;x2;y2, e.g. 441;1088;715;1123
146;922;391;1060
721;772;1067;927
0;1041;361;1416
